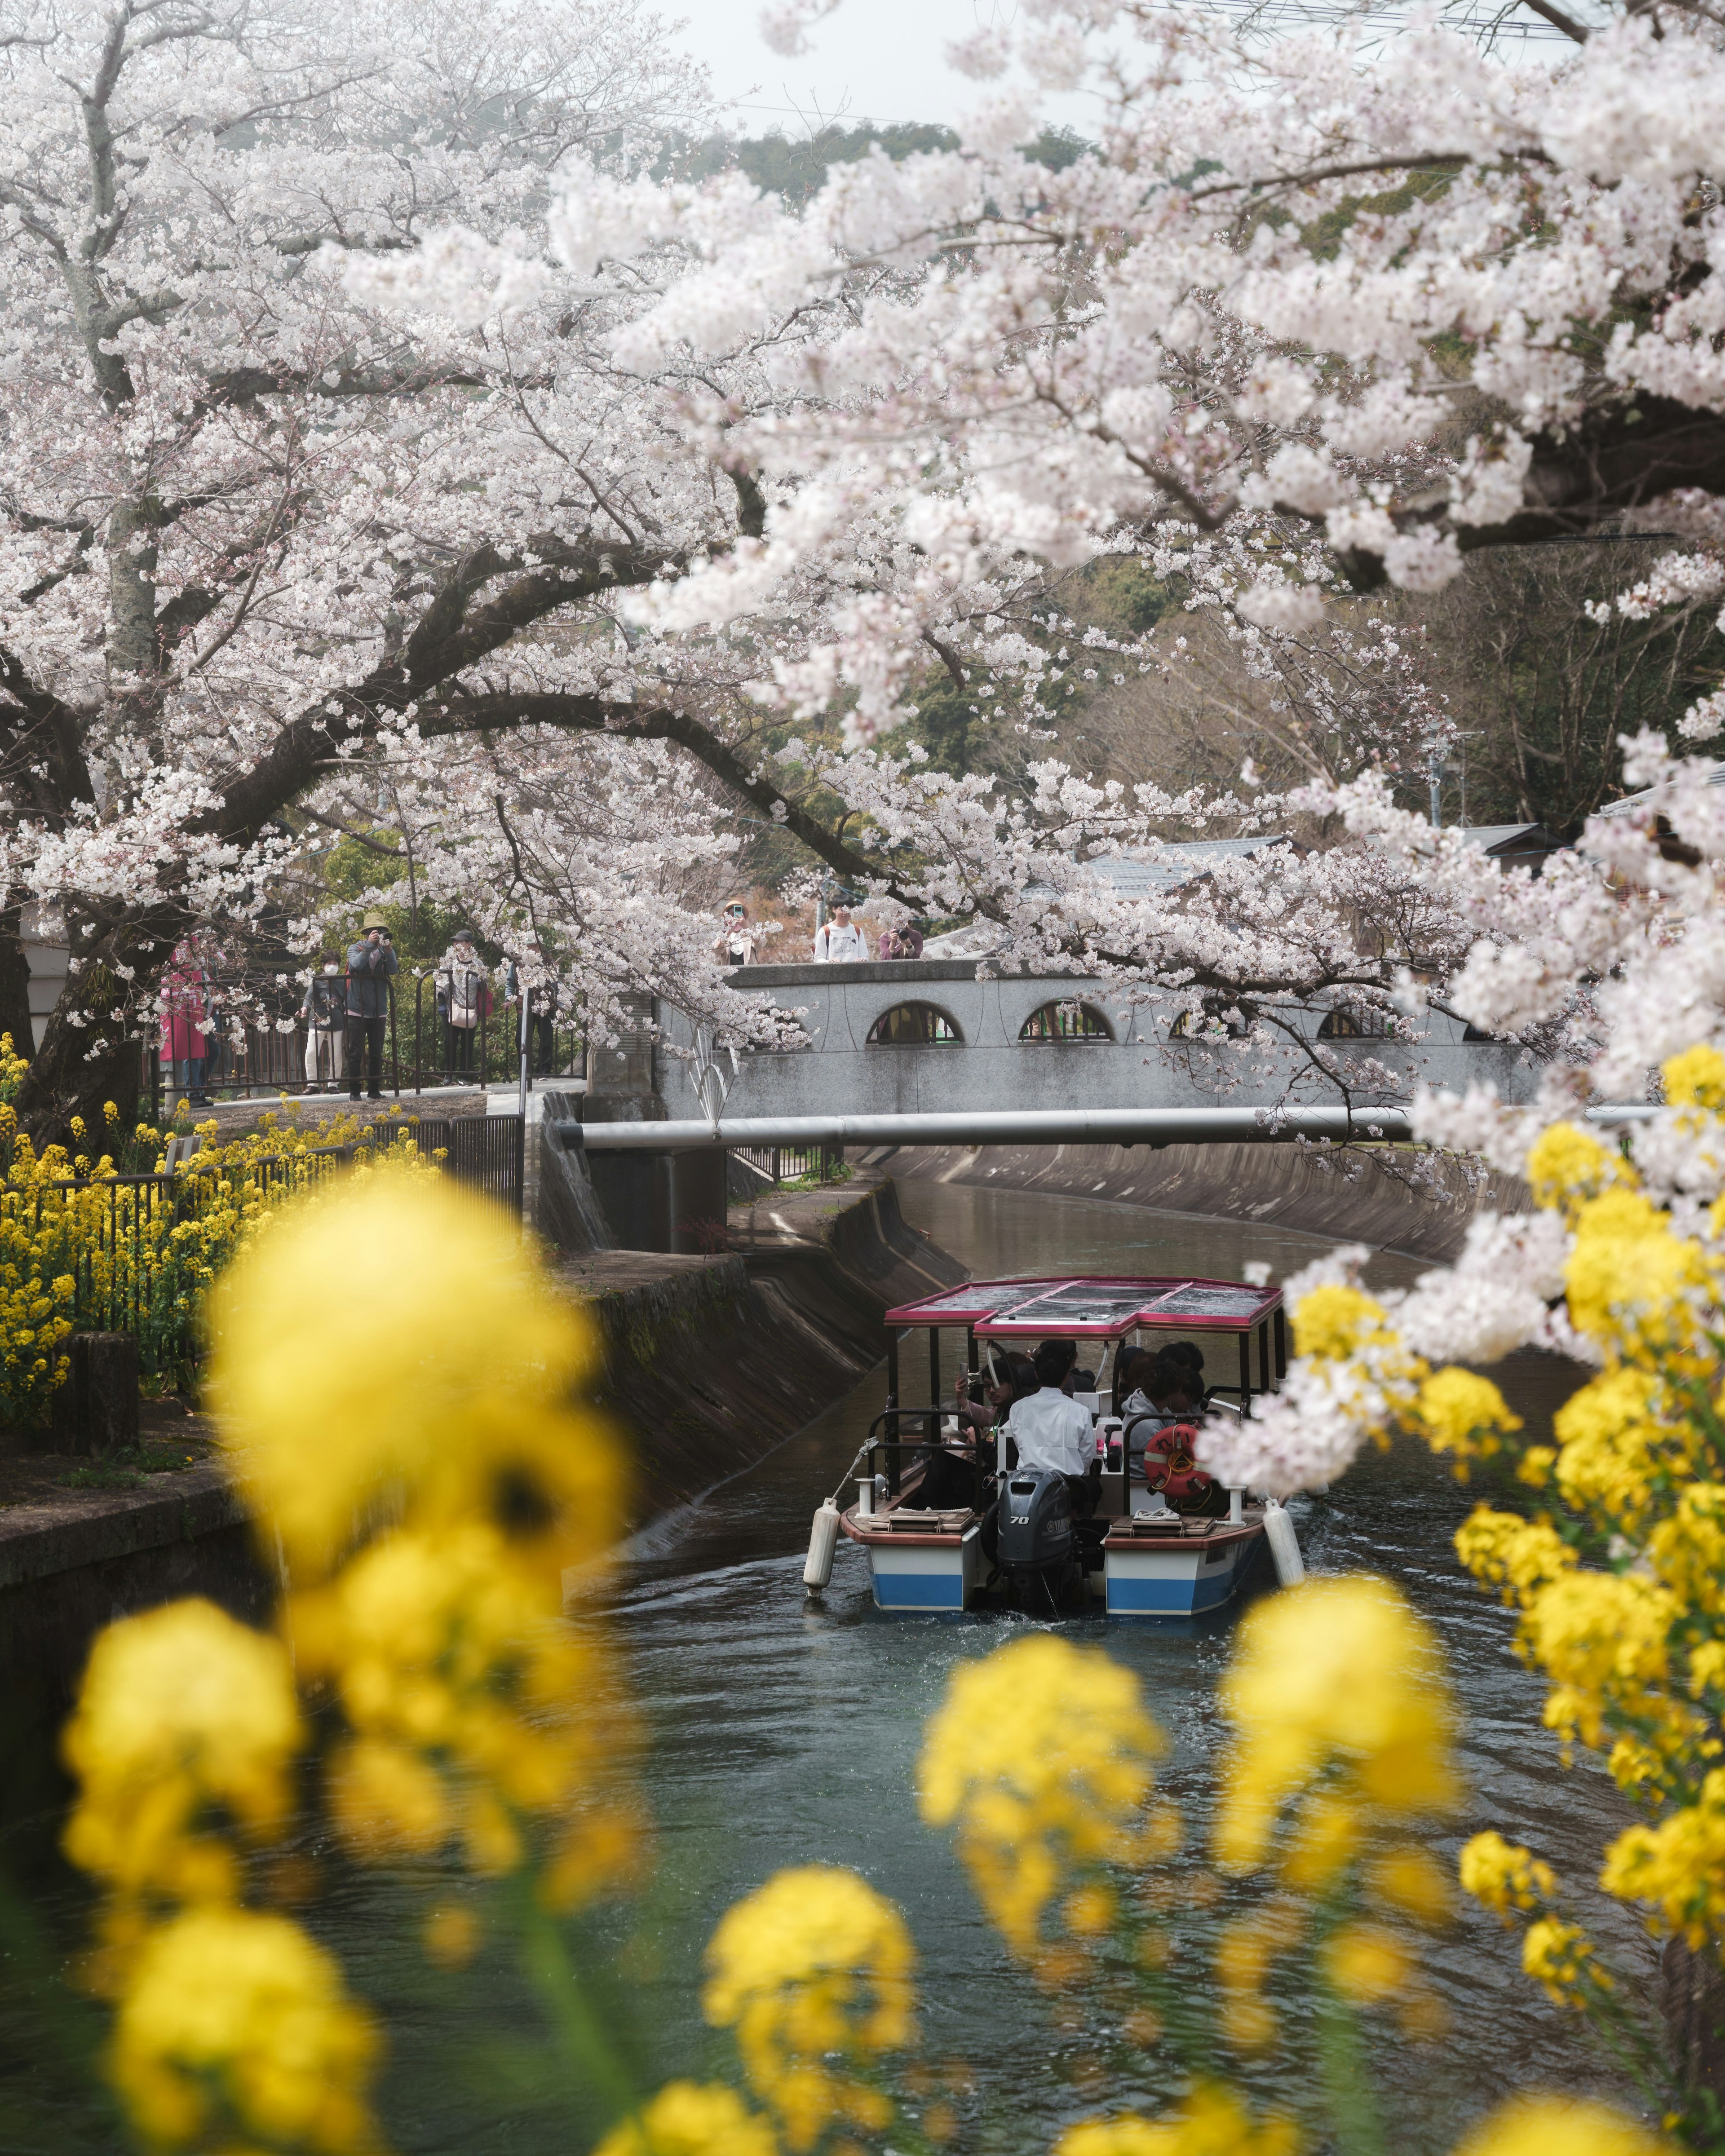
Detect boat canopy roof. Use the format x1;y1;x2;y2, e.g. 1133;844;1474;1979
884;1274;1283;1339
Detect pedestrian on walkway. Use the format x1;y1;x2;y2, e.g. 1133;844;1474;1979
345;911;397;1101
812;903;868;962
715;899;758;967
437;927;491;1079
161;943;212;1108
505;941;560;1078
299;954;345;1092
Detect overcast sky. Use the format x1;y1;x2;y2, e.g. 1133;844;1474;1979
668;0;1084;134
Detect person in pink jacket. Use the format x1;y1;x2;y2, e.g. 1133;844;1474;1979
161;945;212;1108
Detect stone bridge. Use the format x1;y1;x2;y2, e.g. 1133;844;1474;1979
650;959;1535;1122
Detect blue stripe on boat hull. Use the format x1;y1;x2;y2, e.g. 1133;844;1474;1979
871;1568;968;1612
1106;1567;1239;1616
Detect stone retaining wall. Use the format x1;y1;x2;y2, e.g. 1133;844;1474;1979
873;1141;1528;1264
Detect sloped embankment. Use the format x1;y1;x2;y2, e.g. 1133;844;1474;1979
558;1172;965;1521
874;1141;1526;1266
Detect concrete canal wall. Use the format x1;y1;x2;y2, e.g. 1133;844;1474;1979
875;1140;1530;1265
0;1454;272;1815
0;1175;961;1768
564;1172;966;1519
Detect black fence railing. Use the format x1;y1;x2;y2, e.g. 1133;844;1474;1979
5;1126;444;1406
150;983;588;1118
732;1143;845;1187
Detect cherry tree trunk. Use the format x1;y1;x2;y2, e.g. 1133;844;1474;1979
0;905;35;1061
14;910;175;1150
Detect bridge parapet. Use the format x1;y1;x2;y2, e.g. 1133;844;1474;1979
658;964;1537;1121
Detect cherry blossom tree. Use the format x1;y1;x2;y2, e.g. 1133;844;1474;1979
9;0;1724;1146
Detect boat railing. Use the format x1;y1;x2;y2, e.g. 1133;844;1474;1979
862;1411;990;1508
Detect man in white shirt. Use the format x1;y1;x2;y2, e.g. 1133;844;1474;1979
812;904;870;963
1004;1352;1096;1477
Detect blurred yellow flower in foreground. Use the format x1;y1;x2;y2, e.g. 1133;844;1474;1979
1458;1832;1556;1917
1214;1577;1459;1879
298;1520;638;1902
62;1598;301;1912
1292;1283;1389;1362
1520;1915;1612;2008
1415;1369;1521;1475
591;2081;778;2156
918;1635;1164;1958
704;1866;914;2150
1056;2083;1298;2156
209;1175;615;1576
111;1904;379;2153
1451;2095;1669;2156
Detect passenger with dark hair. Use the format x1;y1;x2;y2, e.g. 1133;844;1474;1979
1120;1354;1202;1470
952;1352;1036;1439
1035;1339;1078;1394
1165;1339;1210;1406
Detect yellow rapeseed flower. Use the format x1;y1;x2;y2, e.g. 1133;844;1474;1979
1564;1190;1710;1351
1292;1284;1389;1362
1519;1570;1673;1755
1550;1368;1674;1535
1520;1915;1612;2008
591;2082;779;2156
1451;2096;1669;2156
1453;1507;1576;1607
1214;1577;1459;1879
110;1905;379;2153
1457;1831;1556;1917
1663;1045;1725;1111
1600;1767;1725;1947
291;1519;639;1904
1055;2084;1298;2156
704;1866;915;2151
62;1598;301;1912
1525;1123;1632;1219
209;1175;616;1576
1415;1369;1522;1475
1366;1845;1453;1925
917;1635;1164;1957
1324;1920;1410;2004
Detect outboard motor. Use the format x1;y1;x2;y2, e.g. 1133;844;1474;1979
997;1468;1077;1613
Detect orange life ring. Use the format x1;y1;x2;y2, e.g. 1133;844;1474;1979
1142;1422;1215;1509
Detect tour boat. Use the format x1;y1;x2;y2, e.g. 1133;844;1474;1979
801;1274;1302;1618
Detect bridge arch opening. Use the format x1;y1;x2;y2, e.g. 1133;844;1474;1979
1316;1006;1395;1040
1019;999;1114;1043
867;1003;963;1046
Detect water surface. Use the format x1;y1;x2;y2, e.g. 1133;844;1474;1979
0;1179;1650;2153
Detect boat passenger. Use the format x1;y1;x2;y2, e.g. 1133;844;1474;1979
1121;1355;1202;1466
951;1354;1034;1440
1005;1344;1098;1514
1035;1338;1079;1395
1165;1340;1210;1406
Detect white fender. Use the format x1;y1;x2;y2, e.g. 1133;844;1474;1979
1263;1497;1305;1588
804;1498;841;1590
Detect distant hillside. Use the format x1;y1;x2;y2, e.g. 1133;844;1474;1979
666;122;1089;205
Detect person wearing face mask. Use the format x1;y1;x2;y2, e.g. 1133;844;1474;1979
715;900;758;968
437;927;491;1079
812;903;868;963
299;954;346;1093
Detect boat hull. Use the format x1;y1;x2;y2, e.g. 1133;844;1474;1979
840;1505;1268;1618
856;1520;984;1613
1103;1521;1264;1617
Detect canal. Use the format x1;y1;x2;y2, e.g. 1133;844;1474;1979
0;1176;1651;2154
